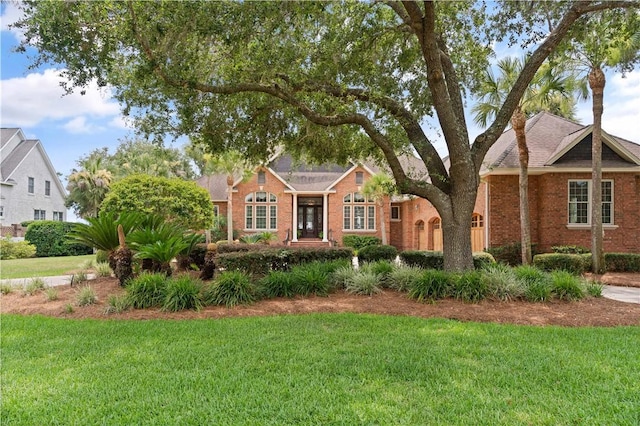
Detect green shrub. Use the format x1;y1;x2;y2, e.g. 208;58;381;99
25;221;93;257
550;270;585;301
330;264;357;289
486;242;537;266
585;281;603;297
126;272;168;309
400;251;494;270
357;244;398;262
345;270;382;296
71;270;89;285
76;285;98;306
451;271;487;302
342;235;381;250
63;304;74;314
202;271;256;307
515;266;552;302
95;262;112;277
44;288;59;301
361;260;395;287
96;250;109;264
23;277;46;295
604;253;640;272
408;269;452;302
552;245;589;254
0;237;36;259
533;253;591;275
259;270;295;298
290;262;332;296
387;264;423;292
0;283;14;294
104;294;131;314
162;275;203;312
481;263;524;301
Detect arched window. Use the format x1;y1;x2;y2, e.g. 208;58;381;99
471;214;483;228
343;192;375;230
245;191;277;230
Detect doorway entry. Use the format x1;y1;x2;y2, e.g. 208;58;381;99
298;197;323;238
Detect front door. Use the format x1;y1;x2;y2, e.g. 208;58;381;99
298;205;323;238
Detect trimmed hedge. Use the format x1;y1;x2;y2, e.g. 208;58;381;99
342;235;381;250
400;250;495;270
25;221;93;257
532;253;591;275
357;244;398;262
0;237;36;259
605;253;640;272
216;243;286;254
485;242;538;266
216;247;354;276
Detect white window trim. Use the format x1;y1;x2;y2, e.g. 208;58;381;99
244;191;278;231
390;206;401;221
567;179;614;227
342;192;376;231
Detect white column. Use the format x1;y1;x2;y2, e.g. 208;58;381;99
322;193;329;242
292;193;298;242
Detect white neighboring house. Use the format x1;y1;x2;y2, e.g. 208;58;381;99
0;128;67;226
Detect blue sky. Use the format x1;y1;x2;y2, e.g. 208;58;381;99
2;2;640;189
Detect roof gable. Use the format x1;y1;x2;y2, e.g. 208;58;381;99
547;127;640;167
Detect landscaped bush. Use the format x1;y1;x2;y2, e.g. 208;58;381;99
604;253;640;272
23;277;46;296
515;265;552;302
533;253;591;275
104;294;131;314
126;272;168;309
216;247;354;276
162;275;203;312
387;264;423;292
408;269;453;302
202;271;256;307
451;271;487;302
94;262;112;277
25;221;93;257
486;242;537;266
400;250;495;270
357;244;397;262
330;264;357;289
259;270;296;298
290;262;332;296
551;245;590;254
361;260;395;286
550;270;585;301
342;235;381;250
345;270;382;296
76;285;98;306
0;237;36;259
481;263;525;301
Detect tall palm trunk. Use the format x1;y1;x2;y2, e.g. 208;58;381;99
512;107;532;265
378;199;387;245
589;67;605;273
226;174;234;242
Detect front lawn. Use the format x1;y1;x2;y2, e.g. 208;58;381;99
2;314;639;424
0;255;95;279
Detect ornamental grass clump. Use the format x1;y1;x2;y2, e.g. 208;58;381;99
259;270;295;298
387;264;423;292
291;262;331;296
94;262;112;277
162;275;203;312
361;260;395;287
585;280;603;297
203;271;256;307
481;263;525;301
451;270;487;302
23;277;46;296
44;287;59;301
330;264;357;290
345;270;382;296
126;272;168;309
550;270;585;301
515;265;552;302
408;269;452;302
104;294;131;314
76;285;98;306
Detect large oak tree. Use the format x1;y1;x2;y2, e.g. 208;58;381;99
15;1;637;270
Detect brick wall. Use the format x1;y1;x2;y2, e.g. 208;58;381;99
487;173;640;253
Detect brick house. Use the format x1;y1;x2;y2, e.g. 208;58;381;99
196;112;640;254
481;112;640;253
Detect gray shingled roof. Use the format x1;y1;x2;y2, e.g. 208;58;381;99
1;139;38;181
0;128;20;149
481;111;640;173
195;174;229;201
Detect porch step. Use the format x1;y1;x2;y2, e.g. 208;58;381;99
290;239;332;248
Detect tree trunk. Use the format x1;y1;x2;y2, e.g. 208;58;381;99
589;67;605;274
512;108;532;265
226;174;234;242
439;184;476;272
378;200;387;245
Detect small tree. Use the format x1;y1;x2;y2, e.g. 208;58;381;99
362;173;396;246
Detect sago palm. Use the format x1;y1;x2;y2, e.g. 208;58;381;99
362;173;396;246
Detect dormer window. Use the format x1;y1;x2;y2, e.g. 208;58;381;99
355;171;364;185
258;171;266;185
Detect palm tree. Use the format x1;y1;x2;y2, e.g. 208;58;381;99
205;150;254;242
565;14;640;273
473;57;583;265
65;157;113;218
362;173;396;246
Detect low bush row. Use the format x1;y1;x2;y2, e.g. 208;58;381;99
399;250;495;270
25;221;93;257
0;237;36;259
532;252;640;273
108;260;602;314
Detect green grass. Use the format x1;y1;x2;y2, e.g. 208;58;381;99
2;314;639;425
0;255;96;279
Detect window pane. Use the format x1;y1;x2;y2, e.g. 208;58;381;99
256;206;267;229
255;191;267;202
269;193;277;202
601;181;612;202
368;206;375;229
391;206;400;220
45;180;51;196
298;207;304;230
343;206;351;229
354;206;365;229
258;171;266;184
245;193;253;202
343;194;351;203
28;177;34;194
355;172;363;185
602;203;611;224
245;206;253;229
569;181;589;224
353;192;365;203
270;206;277;229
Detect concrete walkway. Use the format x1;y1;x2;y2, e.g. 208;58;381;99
1;274;96;288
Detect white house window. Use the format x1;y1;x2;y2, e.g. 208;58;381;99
245;191;277;230
53;211;64;221
28;177;35;194
391;206;400;220
0;206;3;219
343;192;375;230
257;171;266;185
45;180;51;196
34;209;46;220
568;180;613;225
355;171;364;185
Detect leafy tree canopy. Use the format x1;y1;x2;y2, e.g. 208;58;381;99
99;175;214;230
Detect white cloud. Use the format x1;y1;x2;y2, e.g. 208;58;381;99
62;116;103;134
0;68;122;128
576;71;640;142
1;2;26;42
108;115;134;130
